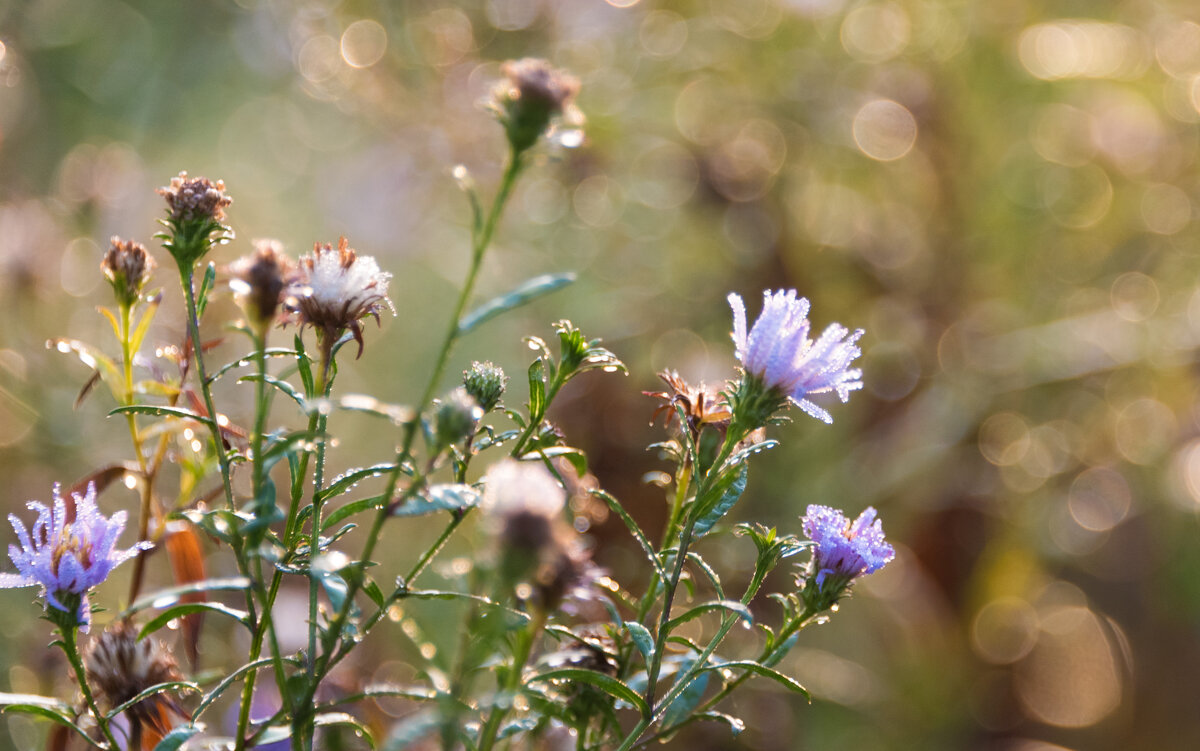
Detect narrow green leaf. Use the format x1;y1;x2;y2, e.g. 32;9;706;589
106;681;199;720
153;723;204;751
209;348;306;383
666;600;753;631
318;463;400;503
697;661;809;698
661;660;710;729
458;272;576;334
322;494;387;530
685;551;725;599
108;404;213;427
124;577;252;616
527;669;648;717
195;262;217;317
193;659;276;720
696;711;745;736
625;622;654;664
692;464;748;537
295;334;314;396
527;359;546;421
239;373;305;407
138;602;250;638
391;484;481;518
130;292;162;352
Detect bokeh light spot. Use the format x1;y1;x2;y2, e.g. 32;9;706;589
340;20;387;69
1067;467;1131;533
1114;398;1175;466
640;10;688;57
979;412;1031;467
1109;272;1158;322
853;99;918;161
1015;606;1122;728
841;3;910;63
1041;163;1112;228
1140;183;1191;235
486;0;542;31
972;597;1039;665
297;34;342;83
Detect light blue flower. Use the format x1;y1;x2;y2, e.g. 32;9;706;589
801;504;894;592
0;483;150;631
728;290;863;424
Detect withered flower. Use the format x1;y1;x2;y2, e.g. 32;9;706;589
482;459;593;610
285;237;394;361
229;239;295;331
645;370;732;434
489;58;583;154
157;171;232;225
84;621;186;747
101;237;155;308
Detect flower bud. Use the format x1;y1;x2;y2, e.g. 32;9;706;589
157;171;233;268
463;360;507;412
489;58;582;154
101;237;155;308
230;239;294;330
434;387;483;449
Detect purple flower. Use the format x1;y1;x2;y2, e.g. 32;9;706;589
728;290;863;424
801;505;894;592
0;484;150;631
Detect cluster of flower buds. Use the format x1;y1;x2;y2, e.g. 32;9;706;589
463;360;508;412
157;171;233;268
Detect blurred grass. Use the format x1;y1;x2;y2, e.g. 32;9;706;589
2;0;1200;749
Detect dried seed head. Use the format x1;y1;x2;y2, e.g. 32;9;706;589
157;171;232;224
84;621;184;737
489;58;583;153
101;237;155;307
285;237;394;358
230;239;295;328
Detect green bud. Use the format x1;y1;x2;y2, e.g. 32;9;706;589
463;361;507;412
435;387;483;449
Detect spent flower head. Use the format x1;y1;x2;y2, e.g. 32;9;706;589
728;289;864;427
286;237;394;359
800;505;894;610
0;483;151;632
489;58;583;154
230;238;295;331
102;237;155;308
85;620;185;741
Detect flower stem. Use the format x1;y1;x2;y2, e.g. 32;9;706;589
476;608;547;751
120;299;156;605
59;625;120;750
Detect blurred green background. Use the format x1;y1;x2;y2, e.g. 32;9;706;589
2;0;1199;748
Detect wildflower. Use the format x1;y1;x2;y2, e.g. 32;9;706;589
482;460;586;609
85;620;186;747
727;290;863;426
285;237;393;360
229;238;294;331
463;361;508;412
800;505;893;609
157;171;232;225
101;237;155;308
0;484;150;631
489;58;583;153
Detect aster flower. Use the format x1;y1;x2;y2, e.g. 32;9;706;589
489;58;583;154
728;289;864;426
85;620;186;747
285;236;394;360
229;238;295;331
482;460;587;609
0;484;151;632
800;504;894;608
101;236;155;308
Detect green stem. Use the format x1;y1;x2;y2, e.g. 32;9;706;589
59;626;120;750
121;299;155;605
476;608;547;751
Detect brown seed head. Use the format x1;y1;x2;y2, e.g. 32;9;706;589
645;370;732;433
157;171;232;224
84;621;184;737
230;239;295;327
499;58;580;116
285;237;393;358
101;237;155;307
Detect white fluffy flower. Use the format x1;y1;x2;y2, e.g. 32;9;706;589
286;237;394;357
